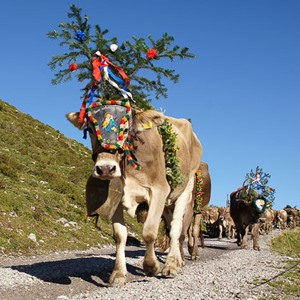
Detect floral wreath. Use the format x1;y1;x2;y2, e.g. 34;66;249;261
194;169;205;214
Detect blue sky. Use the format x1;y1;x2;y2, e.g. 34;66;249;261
1;0;299;209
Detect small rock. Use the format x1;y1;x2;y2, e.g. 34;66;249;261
27;233;37;243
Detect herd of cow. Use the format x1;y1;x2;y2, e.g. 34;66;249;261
66;107;299;287
193;204;300;250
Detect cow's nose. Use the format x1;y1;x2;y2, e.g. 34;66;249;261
95;165;117;176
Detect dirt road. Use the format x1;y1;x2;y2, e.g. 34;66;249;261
0;234;282;300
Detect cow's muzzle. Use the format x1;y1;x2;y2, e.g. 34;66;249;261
93;161;122;180
96;164;116;176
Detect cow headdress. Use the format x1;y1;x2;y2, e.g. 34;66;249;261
78;50;140;169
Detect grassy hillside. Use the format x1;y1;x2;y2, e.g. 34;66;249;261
0;99;142;256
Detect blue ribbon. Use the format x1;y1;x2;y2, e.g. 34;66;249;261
108;68;129;91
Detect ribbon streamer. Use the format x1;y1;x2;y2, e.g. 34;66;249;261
92;54;133;100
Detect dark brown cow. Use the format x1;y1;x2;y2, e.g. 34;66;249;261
230;187;268;250
67;107;203;286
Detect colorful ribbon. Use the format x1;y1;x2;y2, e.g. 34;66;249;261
92;53;133;100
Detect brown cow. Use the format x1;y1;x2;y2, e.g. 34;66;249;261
259;208;274;234
218;206;235;239
276;209;288;230
156;162;211;261
230;187;268;250
67;106;203;286
187;162;211;260
284;207;300;229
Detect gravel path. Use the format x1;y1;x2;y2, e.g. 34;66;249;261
0;230;295;300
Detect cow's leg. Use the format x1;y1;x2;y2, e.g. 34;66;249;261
227;225;231;239
187;221;193;255
109;204;128;287
162;177;194;277
218;223;223;239
180;199;194;261
199;225;205;248
156;214;171;253
188;213;201;260
252;223;260;251
241;225;249;249
234;223;242;246
142;191;167;277
229;225;235;239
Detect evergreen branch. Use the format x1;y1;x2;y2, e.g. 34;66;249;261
47;5;196;104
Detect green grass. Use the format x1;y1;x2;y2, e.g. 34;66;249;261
0;99;143;256
261;228;300;299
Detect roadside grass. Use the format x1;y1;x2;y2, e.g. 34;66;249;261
262;228;300;299
269;228;300;297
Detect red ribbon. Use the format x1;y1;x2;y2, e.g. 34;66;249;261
92;58;108;82
92;55;130;86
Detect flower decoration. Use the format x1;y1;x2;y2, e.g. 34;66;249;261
158;120;184;189
194;169;204;214
146;48;158;59
69;63;78;72
75;30;86;42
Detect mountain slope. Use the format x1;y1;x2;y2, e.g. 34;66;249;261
0;99;121;255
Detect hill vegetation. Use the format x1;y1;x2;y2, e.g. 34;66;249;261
0;99;142;256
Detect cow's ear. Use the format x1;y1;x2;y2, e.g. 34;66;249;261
133;110;165;133
66;112;87;130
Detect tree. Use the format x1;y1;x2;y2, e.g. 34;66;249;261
47;4;195;110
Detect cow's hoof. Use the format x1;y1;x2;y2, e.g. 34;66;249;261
253;245;261;251
109;271;127;287
190;254;199;261
143;259;161;277
187;245;193;256
161;256;182;277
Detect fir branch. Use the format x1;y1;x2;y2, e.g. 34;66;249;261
47;5;195;105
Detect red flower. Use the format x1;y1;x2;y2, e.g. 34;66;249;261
146;48;158;59
69;63;78;72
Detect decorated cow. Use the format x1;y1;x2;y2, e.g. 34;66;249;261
155;162;211;261
186;162;211;260
230;169;275;250
67;101;203;286
50;7;204;285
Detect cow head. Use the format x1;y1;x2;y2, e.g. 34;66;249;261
66;101;165;180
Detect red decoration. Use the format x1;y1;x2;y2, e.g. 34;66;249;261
146;48;158;59
69;63;78;72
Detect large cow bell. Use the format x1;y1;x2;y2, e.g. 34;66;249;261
86;176;123;219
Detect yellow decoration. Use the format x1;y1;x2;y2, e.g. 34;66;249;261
142;121;153;129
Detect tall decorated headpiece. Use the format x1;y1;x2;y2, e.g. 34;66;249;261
77;50;133;149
